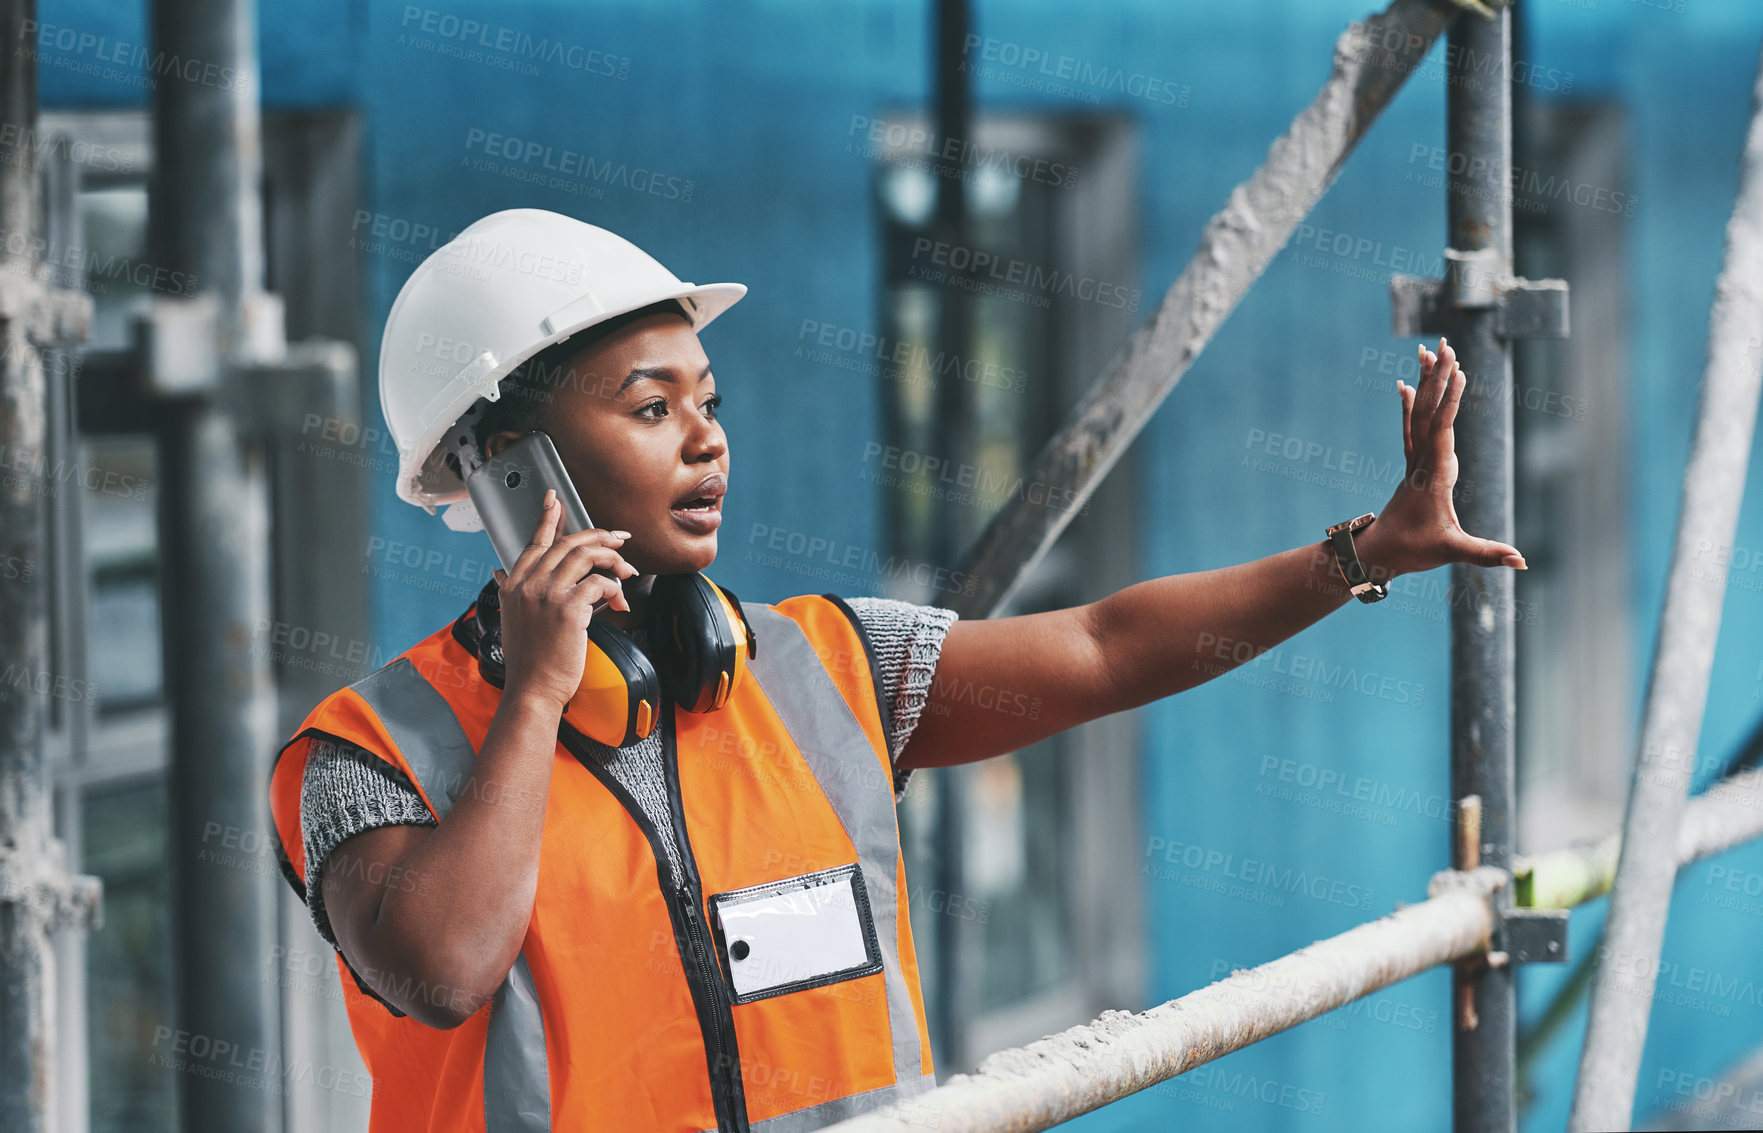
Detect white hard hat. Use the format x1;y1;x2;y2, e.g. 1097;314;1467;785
379;208;746;514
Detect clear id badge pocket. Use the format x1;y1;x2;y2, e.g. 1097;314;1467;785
707;862;883;1004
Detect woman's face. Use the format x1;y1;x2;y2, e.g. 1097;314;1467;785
486;310;727;577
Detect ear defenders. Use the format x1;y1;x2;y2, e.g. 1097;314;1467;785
472;571;758;748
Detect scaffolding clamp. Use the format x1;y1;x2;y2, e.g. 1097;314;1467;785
1500;906;1568;965
0;843;102;933
0;273;93;348
1436;799;1569;1030
1389;255;1570;342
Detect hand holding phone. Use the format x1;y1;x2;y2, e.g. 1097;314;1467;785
467;432;637;711
488;488;637;711
468;431;595;572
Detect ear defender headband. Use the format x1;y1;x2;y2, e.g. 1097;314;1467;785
471;573;758;748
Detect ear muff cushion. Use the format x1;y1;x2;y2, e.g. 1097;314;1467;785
474;577;661;746
646;573;740;712
572;621;661;746
472;580;507;686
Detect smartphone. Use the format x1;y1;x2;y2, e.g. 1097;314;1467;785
466;431;595;572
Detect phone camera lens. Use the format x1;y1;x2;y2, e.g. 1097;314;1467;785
505;470;522;489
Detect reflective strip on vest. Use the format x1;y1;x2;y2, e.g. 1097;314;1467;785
485;954;551;1132
741;605;925;1085
351;657;479;821
704;1072;937;1133
353;657;553;1132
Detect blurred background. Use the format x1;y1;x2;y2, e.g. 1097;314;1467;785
11;0;1763;1129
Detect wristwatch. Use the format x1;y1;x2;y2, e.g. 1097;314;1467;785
1326;512;1389;604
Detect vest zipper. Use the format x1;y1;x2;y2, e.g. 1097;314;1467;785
556;689;750;1132
660;687;751;1133
474;596;751;1125
678;879;741;1120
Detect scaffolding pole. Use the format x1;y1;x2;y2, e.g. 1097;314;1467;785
0;0;100;1128
1570;40;1763;1133
1517;767;1763;911
1443;9;1519;1132
927;0;976;1070
820;767;1763;1133
148;0;281;1129
943;0;1475;622
825;868;1508;1133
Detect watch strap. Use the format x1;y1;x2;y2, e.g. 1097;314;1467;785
1326;513;1389;604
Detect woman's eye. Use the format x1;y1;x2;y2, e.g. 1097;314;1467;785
636;395;719;420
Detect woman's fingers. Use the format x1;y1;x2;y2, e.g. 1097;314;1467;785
1409;339;1464;452
1453;530;1527;570
1415;338;1451;434
546;543;636;595
1399;367;1416;472
569;572;630;614
1435;361;1466;442
507;490;564;583
532;525;630;581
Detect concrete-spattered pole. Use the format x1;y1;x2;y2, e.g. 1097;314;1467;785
0;1;100;1127
822;869;1507;1133
818;765;1763;1133
148;0;281;1129
944;0;1482;621
0;4;52;1126
1517;767;1763;912
1439;7;1521;1131
1570;42;1763;1133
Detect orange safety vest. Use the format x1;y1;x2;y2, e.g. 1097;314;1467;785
267;592;935;1131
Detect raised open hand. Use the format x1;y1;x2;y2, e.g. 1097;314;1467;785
1362;337;1527;579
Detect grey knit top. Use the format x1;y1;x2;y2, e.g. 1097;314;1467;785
299;595;958;950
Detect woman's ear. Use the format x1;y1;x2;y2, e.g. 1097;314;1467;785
483;430;521;460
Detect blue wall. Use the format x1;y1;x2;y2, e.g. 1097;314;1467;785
39;1;1763;1128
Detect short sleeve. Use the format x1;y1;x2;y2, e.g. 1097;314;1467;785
299;737;438;950
841;596;959;804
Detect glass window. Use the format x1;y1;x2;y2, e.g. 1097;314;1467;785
970;742;1071;1011
80;437;161;712
82;775;176;1133
876;119;1078;1051
1510;102;1634;850
76;186;154;352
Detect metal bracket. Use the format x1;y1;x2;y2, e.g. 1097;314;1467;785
1499;907;1569;966
0;846;103;934
1496;280;1570;339
132;289;292;400
134;295;224;396
0;273;94;348
1389;269;1570;341
241;338;359;437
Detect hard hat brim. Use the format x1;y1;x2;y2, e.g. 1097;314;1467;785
393;279;747;512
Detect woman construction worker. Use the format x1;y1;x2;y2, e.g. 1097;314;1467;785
266;207;1525;1132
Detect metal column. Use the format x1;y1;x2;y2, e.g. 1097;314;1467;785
148;0;280;1128
927;0;975;1072
0;7;53;1120
0;0;101;1128
1387;4;1570;1128
1570;40;1763;1131
1445;11;1520;1129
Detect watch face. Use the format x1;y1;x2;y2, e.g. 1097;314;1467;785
1328;512;1376;536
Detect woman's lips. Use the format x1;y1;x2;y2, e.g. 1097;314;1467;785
670;498;722;534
